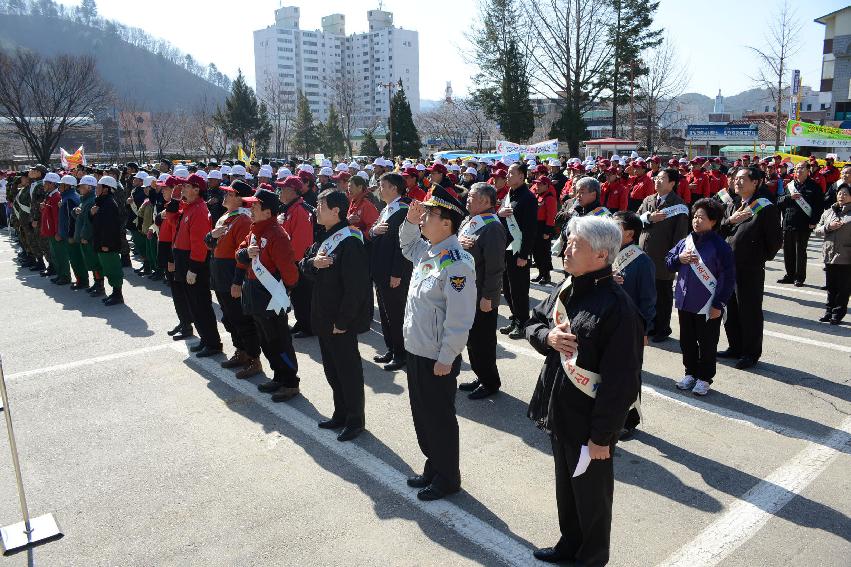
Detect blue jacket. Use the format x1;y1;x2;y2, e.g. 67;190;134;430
665;230;735;314
59;188;80;240
617;245;656;330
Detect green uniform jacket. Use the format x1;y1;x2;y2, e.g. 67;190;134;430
74;192;97;242
15;181;33;222
29;180;46;222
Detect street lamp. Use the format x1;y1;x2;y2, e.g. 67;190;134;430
377;79;403;158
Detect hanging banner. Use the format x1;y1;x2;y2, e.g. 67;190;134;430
785;120;851;148
775;152;848;168
495;139;559;155
60;145;86;169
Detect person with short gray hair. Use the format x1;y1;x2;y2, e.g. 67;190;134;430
525;214;642;566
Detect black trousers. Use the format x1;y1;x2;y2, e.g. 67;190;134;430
291;276;313;334
375;281;407;358
532;234;553;278
551;433;613;567
467;306;501;389
215;286;260;357
724;267;765;359
319;332;365;427
826;263;851;320
180;263;221;348
503;252;531;324
783;229;811;282
652;279;674;337
253;311;299;387
407;352;461;491
168;274;194;330
678;310;722;383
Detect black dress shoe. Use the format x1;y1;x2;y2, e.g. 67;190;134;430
257;380;281;393
619;427;636;440
337;425;365;442
818;313;832;323
531;273;543;283
458;379;480;392
318;417;345;430
148;272;163;281
829;317;842;326
172;328;194;341
508;325;525;339
651;333;670;343
735;356;758;370
383;358;407;371
167;324;184;336
417;484;459;501
52;277;71;285
820;284;828;290
196;345;223;358
717;348;740;359
794;280;804;287
406;474;433;488
373;351;393;363
539;278;553;286
776;276;794;284
499;320;517;335
189;342;207;353
468;385;498;400
533;546;573;563
70;281;88;290
103;293;124;306
293;330;313;339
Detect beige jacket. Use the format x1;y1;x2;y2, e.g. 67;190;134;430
814;203;851;265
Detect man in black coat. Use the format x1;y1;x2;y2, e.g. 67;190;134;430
777;162;825;286
719;166;783;370
369;172;413;371
301;190;373;442
498;162;538;339
91;175;125;305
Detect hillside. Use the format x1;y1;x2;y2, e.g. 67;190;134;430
0;14;228;111
677;87;814;119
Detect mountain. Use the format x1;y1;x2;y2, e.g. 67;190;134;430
0;14;228;111
677;87;815;119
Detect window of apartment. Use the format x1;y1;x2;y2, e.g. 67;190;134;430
304;40;317;46
305;58;319;63
836;101;851;120
282;73;294;78
806;104;812;111
278;64;293;69
824;38;833;55
305;66;318;72
305;49;318;55
821;78;833;93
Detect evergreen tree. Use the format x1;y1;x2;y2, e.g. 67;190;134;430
77;0;97;23
548;105;588;155
360;129;380;158
290;91;317;157
214;69;272;153
496;39;535;141
320;104;345;159
605;0;662;136
387;85;422;158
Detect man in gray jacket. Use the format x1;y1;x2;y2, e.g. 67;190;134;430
458;182;507;399
400;187;477;502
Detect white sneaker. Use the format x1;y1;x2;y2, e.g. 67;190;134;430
692;379;711;396
676;375;696;390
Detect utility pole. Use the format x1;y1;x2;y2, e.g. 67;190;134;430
629;60;636;142
378;80;398;158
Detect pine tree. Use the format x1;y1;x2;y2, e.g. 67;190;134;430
387;85;422;158
549;105;587;154
497;39;535;142
77;0;97;23
320;104;345;159
360;129;380;158
214;69;272;153
290;91;317;157
605;0;662;137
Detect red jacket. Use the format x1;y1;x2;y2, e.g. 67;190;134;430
278;197;313;261
236;218;299;287
158;199;183;244
810;172;827;193
348;192;380;236
676;177;691;205
212;211;251;260
560;178;574;201
687;170;710;198
707;170;722;196
601;179;628;211
173;197;212;266
536;186;558;227
820;165;840;186
40;189;61;238
628;175;655;201
406;182;427;202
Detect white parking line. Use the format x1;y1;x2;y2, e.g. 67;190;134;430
4;344;172;380
763;330;851;353
657;414;851;567
172;342;534;567
763;284;825;297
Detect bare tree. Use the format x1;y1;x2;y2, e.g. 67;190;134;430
634;38;690;154
118;97;149;163
326;74;362;158
150;111;180;159
260;73;296;158
749;0;801;151
0;50;111;164
415;98;498;152
192;96;229;161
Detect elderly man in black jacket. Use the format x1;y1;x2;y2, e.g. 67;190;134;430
719;166;783;370
458;182;507;399
525;215;642;567
301;190;373;442
498;162;538;339
777;162;825;286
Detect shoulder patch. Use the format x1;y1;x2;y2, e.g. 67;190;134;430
449;275;467;292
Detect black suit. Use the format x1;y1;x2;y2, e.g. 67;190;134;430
500;184;538;324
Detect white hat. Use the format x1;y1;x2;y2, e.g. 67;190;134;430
348;161;359;170
365;164;374;171
527;160;537;167
403;160;412;167
372;158;385;166
319;167;334;177
585;165;594;172
321;159;332;168
142;175;153;187
356;171;370;181
245;173;254;180
678;158;688;164
448;164;461;172
207;169;222;180
610;154;621;162
230;164;246;176
619;158;626;166
98;175;117;189
79;175;97;187
133;171;148;180
194;170;208;180
158;173;170;183
478;158;488;164
277;168;292;180
174;167;189;178
44;172;61;184
415;163;426;171
59;174;77;186
335;163;348;172
259;164;273;178
298;164;315;175
464;167;478;175
548;158;561;167
630;151;640;159
220;165;232;175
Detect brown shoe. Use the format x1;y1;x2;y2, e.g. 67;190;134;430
235;358;262;379
221;350;249;369
271;386;300;402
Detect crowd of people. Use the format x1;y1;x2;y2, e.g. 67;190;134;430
2;149;849;566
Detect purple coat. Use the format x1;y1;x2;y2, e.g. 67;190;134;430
665;231;735;314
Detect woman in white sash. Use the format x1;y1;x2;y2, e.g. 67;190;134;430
665;199;735;396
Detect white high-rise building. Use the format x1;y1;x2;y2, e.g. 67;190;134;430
253;6;419;128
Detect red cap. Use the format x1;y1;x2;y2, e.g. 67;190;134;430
649;156;661;164
258;182;274;191
534;175;553;186
690;157;706;165
275;176;304;191
489;170;507;180
712;157;722;164
492;162;508;172
534;164;549;176
741;154;750;160
186;173;207;191
332;171;351;182
447;173;458;184
404;167;418;176
427;162;447;175
297;170;314;182
164;175;187;188
605;166;619;174
632;159;647;169
667;159;678;167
